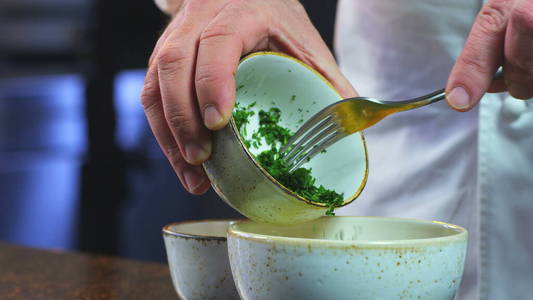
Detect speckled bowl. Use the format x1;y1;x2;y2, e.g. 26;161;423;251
227;216;468;300
163;220;239;300
203;52;368;224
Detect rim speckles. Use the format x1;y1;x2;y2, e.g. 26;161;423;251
162;219;239;241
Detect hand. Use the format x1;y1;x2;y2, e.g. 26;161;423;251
446;0;533;111
141;0;356;194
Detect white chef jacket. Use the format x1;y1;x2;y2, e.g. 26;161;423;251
335;0;533;299
152;0;532;298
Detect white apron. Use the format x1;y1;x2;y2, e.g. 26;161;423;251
335;0;533;299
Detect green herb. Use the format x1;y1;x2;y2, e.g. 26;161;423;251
233;102;256;137
233;102;344;215
290;95;296;102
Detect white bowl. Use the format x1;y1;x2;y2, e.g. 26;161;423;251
227;216;468;300
163;220;239;300
204;52;368;224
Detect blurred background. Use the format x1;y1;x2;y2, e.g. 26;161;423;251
0;0;337;262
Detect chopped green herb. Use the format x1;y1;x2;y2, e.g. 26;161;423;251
233;102;344;215
233;102;256;137
290;95;296;102
237;84;245;90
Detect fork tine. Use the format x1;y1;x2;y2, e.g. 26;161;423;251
284;122;338;164
282;116;335;161
288;131;348;172
280;106;334;154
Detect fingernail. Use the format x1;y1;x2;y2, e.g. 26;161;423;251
184;142;211;164
203;105;224;129
447;87;470;110
183;167;206;192
508;83;532;100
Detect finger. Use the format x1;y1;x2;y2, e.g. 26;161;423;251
195;3;270;130
141;65;210;194
488;77;508;93
504;0;533;99
270;1;358;98
157;1;227;165
446;0;511;111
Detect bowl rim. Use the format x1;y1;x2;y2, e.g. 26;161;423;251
162;219;240;241
228;51;369;210
227;216;468;247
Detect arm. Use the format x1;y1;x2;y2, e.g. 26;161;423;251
153;0;182;15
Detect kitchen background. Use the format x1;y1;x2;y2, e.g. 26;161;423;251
0;0;337;262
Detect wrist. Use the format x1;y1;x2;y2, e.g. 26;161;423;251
154;0;183;15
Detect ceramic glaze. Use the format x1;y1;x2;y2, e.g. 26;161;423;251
163;220;239;300
204;52;368;224
227;217;468;300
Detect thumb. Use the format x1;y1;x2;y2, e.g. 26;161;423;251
446;0;510;111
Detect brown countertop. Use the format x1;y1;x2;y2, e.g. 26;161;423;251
0;242;179;299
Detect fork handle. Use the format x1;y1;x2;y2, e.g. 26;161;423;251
392;67;504;110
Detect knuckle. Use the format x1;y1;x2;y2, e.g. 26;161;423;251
200;23;237;43
476;0;510;34
140;78;159;111
140;88;157;111
164;144;182;161
511;2;533;31
166;109;194;133
458;54;491;76
196;64;225;88
157;45;190;74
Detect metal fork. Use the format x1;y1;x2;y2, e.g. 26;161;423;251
281;69;504;171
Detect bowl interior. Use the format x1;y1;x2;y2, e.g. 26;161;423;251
164;220;230;239
233;52;368;204
231;217;466;243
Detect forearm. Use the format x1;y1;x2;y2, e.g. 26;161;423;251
153;0;183;15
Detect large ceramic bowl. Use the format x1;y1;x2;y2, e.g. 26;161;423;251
227;216;468;300
203;52;368;224
163;220;239;300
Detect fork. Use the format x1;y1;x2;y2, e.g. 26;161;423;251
280;68;504;171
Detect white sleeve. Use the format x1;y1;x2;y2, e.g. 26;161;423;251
153;0;181;15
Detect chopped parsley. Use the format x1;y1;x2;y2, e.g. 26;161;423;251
233;102;344;215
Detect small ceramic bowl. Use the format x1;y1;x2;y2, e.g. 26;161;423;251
203;52;368;224
162;220;239;300
227;216;468;300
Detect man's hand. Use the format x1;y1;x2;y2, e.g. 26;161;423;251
446;0;533;111
141;0;356;194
